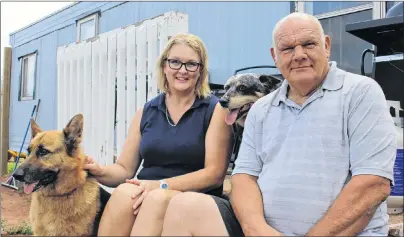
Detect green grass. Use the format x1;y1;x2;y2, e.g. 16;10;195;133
1;220;6;230
5;221;33;235
8;162;16;174
7;159;25;174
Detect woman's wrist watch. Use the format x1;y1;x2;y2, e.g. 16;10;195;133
159;180;169;189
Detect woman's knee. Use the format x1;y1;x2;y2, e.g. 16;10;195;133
107;183;140;210
166;192;216;218
142;189;179;208
163;193;230;236
112;183;139;198
98;183;140;235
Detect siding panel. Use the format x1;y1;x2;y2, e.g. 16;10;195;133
8;1;291;152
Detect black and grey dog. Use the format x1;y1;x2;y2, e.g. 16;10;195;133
219;73;282;127
219;73;282;163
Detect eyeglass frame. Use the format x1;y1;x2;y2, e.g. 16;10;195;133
164;58;203;72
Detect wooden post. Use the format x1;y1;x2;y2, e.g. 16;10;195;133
1;47;12;175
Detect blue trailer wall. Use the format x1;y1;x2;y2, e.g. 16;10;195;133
8;1;291;151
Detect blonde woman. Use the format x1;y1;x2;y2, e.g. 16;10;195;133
84;33;233;236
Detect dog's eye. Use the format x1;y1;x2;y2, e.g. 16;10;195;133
237;85;247;91
36;146;50;157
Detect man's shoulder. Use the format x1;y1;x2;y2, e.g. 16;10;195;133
255;88;280;107
247;88;281;119
337;67;380;92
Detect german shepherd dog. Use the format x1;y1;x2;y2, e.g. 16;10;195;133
12;114;110;236
219;73;282;127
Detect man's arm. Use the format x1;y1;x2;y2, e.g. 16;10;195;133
308;78;397;236
229;99;283;236
231;174;283;236
306;175;390;236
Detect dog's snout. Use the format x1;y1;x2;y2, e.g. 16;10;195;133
219;97;229;108
12;167;26;181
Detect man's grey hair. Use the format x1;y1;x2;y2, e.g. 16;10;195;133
272;12;326;51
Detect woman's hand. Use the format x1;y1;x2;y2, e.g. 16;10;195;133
126;179;160;193
125;179;160;215
83;156;105;177
128;183;145;215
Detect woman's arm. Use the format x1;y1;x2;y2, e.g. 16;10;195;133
87;108;144;187
163;103;233;192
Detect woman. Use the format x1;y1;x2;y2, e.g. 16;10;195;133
84;33;233;236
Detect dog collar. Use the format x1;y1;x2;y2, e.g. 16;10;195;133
46;187;79;198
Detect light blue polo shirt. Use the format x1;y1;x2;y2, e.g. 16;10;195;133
232;61;397;236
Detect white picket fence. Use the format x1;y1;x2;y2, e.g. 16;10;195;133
56;11;189;165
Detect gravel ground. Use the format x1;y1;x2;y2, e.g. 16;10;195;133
390;213;404;225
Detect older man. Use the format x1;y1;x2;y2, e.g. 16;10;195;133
160;12;397;236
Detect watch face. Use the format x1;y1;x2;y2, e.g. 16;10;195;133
161;183;168;189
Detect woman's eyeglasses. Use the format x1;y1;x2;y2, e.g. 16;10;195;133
165;59;202;72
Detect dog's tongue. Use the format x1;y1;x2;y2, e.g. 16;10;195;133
225;109;239;125
24;182;38;194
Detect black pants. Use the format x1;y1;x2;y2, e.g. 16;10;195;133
211;195;245;237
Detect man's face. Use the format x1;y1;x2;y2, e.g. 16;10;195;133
271;18;331;88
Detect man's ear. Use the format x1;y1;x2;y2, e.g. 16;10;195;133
270;47;278;66
63;114;84;156
324;35;331;59
259;75;282;93
30;118;42;138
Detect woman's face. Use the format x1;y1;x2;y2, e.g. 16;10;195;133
163;43;202;94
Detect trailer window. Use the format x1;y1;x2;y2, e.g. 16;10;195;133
77;13;99;42
19;53;37;101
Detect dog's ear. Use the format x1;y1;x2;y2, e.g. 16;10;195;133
30;118;42;138
259;75;282;92
63;114;84;156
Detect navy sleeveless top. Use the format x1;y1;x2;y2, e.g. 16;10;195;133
137;93;223;197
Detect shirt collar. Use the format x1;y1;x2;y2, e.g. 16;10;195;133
151;93;211;111
272;61;343;106
321;61;343;91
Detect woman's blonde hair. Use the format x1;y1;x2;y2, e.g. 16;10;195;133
156;33;211;98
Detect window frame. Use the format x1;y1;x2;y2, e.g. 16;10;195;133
19;51;38;101
386;1;402;12
76;13;99;42
314;3;373;19
295;1;386;19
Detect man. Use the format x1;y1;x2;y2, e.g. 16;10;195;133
160;12;397;236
